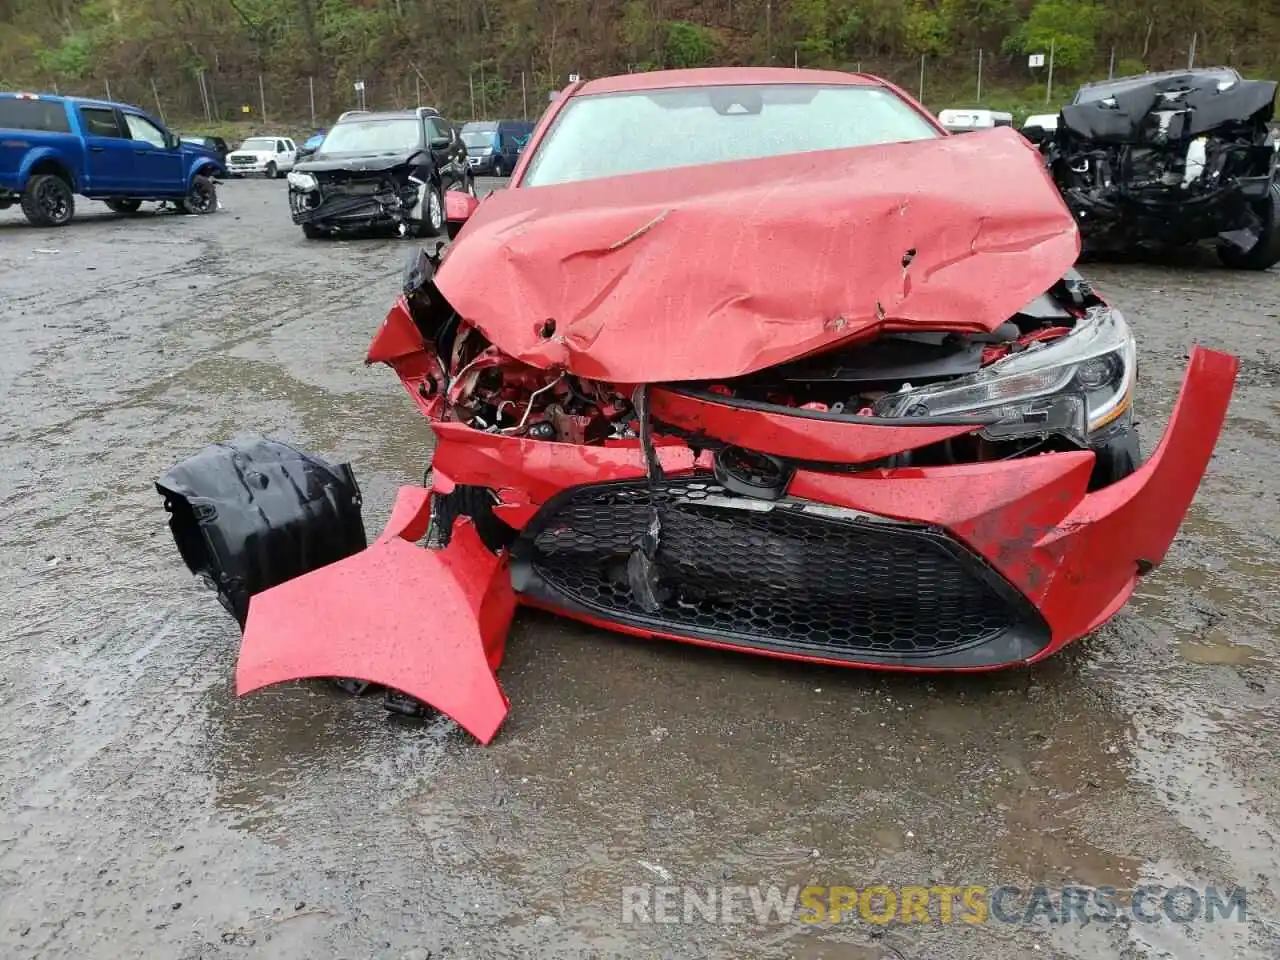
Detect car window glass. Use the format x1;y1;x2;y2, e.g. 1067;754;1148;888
0;98;72;133
79;106;123;138
523;84;940;187
124;113;167;147
428;118;449;141
276;140;285;152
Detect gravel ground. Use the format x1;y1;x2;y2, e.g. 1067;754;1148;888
1;176;1279;960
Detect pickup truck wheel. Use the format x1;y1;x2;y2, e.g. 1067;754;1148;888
21;174;75;227
176;175;218;215
1218;183;1280;271
105;199;143;215
492;158;504;178
264;161;278;179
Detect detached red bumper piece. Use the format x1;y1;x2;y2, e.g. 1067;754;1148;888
237;487;514;744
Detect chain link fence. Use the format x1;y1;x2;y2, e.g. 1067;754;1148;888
30;35;1271;136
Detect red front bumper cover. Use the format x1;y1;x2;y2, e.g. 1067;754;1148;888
235;342;1236;744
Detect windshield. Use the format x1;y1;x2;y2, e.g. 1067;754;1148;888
521;83;939;187
239;138;276;151
462;130;496;149
317;118;422;155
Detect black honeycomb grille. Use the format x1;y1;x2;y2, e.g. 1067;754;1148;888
518;477;1026;661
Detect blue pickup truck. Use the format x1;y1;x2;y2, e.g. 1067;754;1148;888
0;92;225;227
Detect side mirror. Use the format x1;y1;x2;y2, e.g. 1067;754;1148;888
1022;125;1048;145
429;136;451;149
166;132;181;150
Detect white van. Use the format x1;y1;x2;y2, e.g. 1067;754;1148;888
937;108;1014;134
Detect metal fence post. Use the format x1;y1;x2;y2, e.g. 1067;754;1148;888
1045;38;1056;103
309;76;316;124
104;78;113;101
918;54;925;103
976;48;983;101
258;74;267;123
521;71;528;119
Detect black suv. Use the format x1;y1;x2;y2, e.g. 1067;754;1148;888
287;106;474;239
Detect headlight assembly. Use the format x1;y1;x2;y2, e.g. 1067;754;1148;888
874;306;1136;447
287;171;318;192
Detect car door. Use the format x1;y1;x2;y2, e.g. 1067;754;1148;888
76;106;134;194
426;116;463;190
122;112;184;195
281;139;298;171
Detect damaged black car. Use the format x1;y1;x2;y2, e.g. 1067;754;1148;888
287;106;475;239
1041;67;1280;269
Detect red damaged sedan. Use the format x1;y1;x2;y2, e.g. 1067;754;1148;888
157;67;1238;744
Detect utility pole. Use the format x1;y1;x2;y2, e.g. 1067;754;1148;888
309;76;316;124
1188;32;1197;69
1108;46;1116;79
1045;38;1055;103
258;73;267;122
919;54;925;104
521;71;528;119
976;48;983;101
469;72;476;120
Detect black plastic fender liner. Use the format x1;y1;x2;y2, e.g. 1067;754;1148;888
156;436;367;628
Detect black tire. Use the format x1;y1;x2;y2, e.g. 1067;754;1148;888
492;158;504;178
175;175;218;215
105;198;143;215
264;161;278;179
414;183;445;238
275;165;287;180
21;174;75;227
1218;182;1280;271
301;222;324;239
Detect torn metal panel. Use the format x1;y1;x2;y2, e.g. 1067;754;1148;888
431;127;1079;383
1061;74;1277;143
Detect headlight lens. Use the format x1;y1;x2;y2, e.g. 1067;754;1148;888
874;306;1136;446
287;171;318;191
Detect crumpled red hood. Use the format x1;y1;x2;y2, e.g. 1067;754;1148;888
434;126;1079;383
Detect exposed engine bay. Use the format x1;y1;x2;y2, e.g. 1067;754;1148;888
402;248;1138;492
288;161;434;236
1046;70;1279;264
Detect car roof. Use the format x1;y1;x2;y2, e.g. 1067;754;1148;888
335;108;438;123
0;92;141;111
576;67;882;97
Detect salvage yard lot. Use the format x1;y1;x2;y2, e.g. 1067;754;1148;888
2;176;1280;960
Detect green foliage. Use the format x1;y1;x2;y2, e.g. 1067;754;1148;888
1005;0;1103;72
36;31;94;79
664;21;718;68
902;1;952;58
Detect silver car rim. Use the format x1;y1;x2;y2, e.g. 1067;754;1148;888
429;190;443;229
